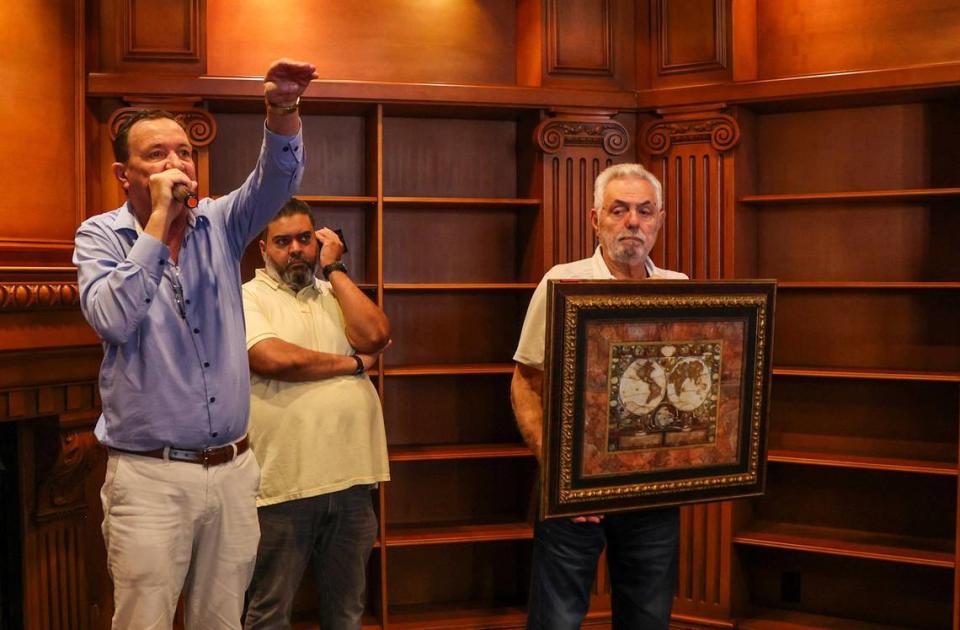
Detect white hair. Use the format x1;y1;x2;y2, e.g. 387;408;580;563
593;163;663;211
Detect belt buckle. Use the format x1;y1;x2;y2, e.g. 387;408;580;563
200;447;214;468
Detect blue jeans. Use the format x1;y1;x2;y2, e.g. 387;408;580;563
243;485;378;630
527;507;679;630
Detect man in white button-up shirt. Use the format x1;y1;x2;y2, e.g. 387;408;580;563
512;163;686;630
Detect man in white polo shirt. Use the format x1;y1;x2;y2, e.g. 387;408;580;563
512;163;687;630
241;198;390;630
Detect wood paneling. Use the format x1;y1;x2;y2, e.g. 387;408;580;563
0;0;83;267
206;0;516;86
520;0;635;91
756;0;960;80
122;0;200;63
547;0;612;76
647;0;732;89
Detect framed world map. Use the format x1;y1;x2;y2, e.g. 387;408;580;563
540;279;775;519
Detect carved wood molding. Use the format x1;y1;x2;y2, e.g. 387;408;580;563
107;105;217;147
641;112;740;155
546;0;614;77
656;0;728;76
35;423;102;522
0;281;80;312
535;111;630;156
122;0;201;63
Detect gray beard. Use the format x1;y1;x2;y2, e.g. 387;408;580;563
264;256;316;291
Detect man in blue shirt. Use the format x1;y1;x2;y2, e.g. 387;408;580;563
73;58;316;629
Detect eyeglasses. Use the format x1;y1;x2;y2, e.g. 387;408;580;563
171;269;187;320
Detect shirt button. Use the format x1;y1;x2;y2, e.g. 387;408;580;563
185;299;190;305
209;397;216;403
283;146;290;152
193;328;200;334
211;432;218;438
203;362;210;368
145;298;151;303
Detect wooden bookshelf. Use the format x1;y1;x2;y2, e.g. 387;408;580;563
734;522;955;568
739;187;960;204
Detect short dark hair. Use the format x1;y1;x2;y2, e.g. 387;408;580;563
262;197;316;240
112;110;186;163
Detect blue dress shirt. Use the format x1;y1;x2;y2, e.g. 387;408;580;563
74;125;305;450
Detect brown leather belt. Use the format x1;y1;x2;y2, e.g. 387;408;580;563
110;435;249;467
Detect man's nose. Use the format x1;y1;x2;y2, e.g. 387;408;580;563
165;152;185;171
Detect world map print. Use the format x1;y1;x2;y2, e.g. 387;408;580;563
607;341;721;452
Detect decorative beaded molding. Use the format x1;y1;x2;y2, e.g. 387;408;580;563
0;282;80;311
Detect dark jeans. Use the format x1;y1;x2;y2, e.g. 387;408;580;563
527;507;679;630
243;485;378;630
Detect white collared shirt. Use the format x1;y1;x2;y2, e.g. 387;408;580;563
513;247;688;370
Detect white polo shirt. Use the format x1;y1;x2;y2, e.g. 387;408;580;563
514;246;688;370
243;269;389;507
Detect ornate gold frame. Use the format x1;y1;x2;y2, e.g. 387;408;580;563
540;280;775;519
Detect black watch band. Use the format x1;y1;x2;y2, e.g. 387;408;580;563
322;261;348;279
352;354;365;375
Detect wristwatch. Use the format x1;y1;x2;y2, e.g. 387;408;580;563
352;354;365;375
266;96;300;115
322;261;348;279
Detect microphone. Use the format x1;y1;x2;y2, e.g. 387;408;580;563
172;184;199;209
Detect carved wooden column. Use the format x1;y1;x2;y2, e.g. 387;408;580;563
18;414;103;630
534;109;631;267
640;106;743;628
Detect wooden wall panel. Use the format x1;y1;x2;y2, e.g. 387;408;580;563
205;0;516;86
0;0;83;267
96;0;204;73
547;0;612;76
644;0;732;89
756;0;960;80
519;0;635;91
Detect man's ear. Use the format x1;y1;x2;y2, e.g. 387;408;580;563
590;207;600;233
112;162;129;190
259;239;267;257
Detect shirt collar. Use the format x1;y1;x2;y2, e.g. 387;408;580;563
591;245;657;279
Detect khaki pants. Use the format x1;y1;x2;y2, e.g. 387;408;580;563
101;449;261;629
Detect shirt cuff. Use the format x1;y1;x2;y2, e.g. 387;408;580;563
264;122;304;166
127;232;170;283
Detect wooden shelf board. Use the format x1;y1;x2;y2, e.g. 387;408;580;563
389;443;533;462
767;449;957;476
738;607;913;630
87;73;638;110
733;522;955;568
384;196;541;209
384;363;515;376
772;367;960;383
384;283;537;291
777;281;960;290
292;618;381;630
386;603;527;629
739;187;960;204
296;195;377;206
385;521;533;547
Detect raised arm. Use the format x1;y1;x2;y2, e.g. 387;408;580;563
315;227;390;353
